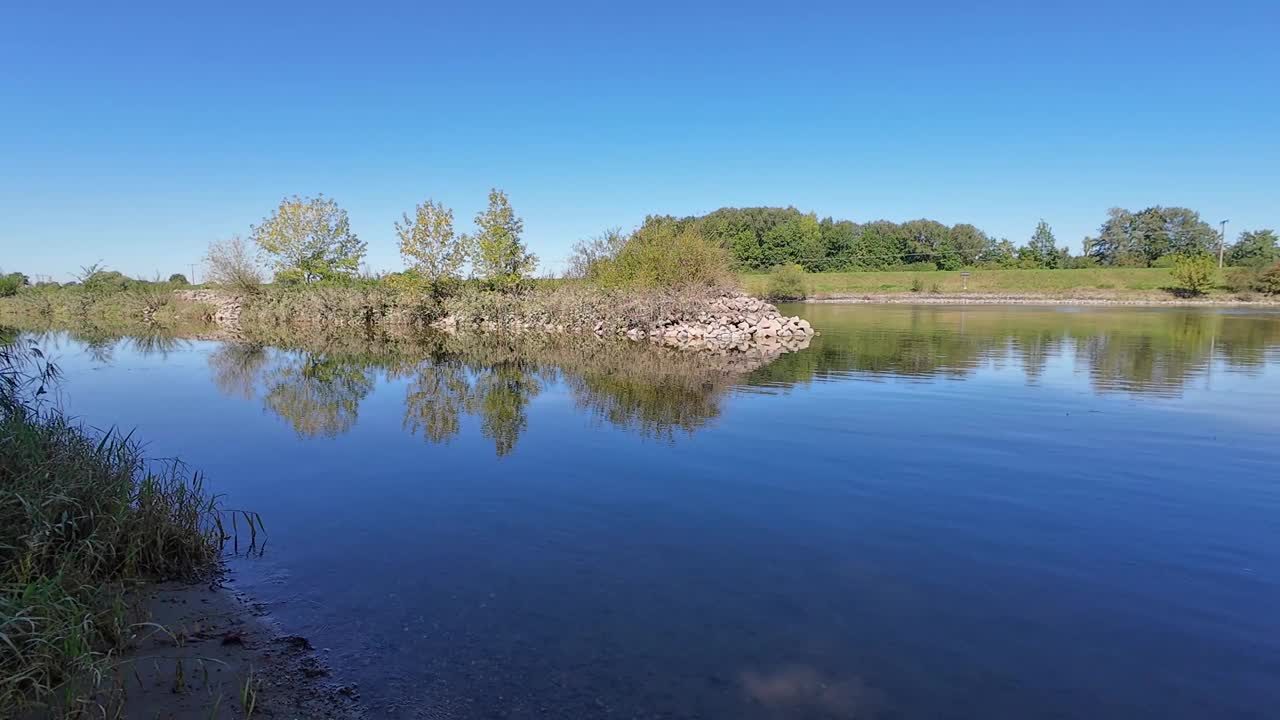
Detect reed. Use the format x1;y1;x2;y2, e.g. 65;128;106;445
0;340;252;716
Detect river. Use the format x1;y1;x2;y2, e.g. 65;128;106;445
17;304;1280;719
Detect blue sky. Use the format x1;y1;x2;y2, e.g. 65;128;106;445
2;1;1277;281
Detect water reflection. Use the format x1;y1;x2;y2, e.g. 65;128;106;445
757;305;1280;396
9;306;1280;452
200;330;748;453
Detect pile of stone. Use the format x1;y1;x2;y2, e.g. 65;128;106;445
174;289;244;326
605;293;815;352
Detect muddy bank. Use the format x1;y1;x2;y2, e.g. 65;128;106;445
85;579;363;719
805;292;1280;307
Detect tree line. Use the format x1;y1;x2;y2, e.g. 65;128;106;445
5;198;1277;294
640;205;1276;272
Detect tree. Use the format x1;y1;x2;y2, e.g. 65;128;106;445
395;199;470;283
1227;229;1279;267
1170;254;1218;296
949;224;990;268
250;195;366;283
168;273;189;285
1028;220;1060;268
205;236;264;292
470;189;536;289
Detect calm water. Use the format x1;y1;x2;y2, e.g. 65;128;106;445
17;305;1280;719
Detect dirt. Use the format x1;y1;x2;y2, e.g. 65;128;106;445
82;579;364;719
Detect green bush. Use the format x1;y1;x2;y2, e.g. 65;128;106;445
82;270;134;294
167;273;189;285
589;223;731;290
1170;254;1218;296
0;274;21;297
1151;254;1180;268
765;264;807;301
910;276;925;292
1257;262;1280;296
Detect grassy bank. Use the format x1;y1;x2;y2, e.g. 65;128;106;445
741;267;1185;297
0;339;245;716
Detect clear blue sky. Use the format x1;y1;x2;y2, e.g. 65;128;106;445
3;1;1276;281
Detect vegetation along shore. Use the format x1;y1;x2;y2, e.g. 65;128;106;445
2;198;1277;345
0;336;362;718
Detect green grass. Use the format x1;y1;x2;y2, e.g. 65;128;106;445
0;339;256;716
739;268;1182;297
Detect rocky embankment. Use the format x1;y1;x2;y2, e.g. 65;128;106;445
177;289;816;355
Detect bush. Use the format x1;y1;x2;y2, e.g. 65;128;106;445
1151;254;1180;268
765;264;807;301
168;273;189;285
0;274;21;297
82;270;134;294
1170;254;1218;296
589;223;731;290
911;276;925;292
205;236;264;293
1258;262;1280;296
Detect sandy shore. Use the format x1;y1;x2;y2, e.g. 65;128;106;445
82;579;363;719
804;292;1280;308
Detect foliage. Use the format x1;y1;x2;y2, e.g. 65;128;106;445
1227;229;1279;267
0;340;244;714
1257;263;1280;296
81;268;134;294
565;227;628;279
1085;207;1218;266
395;199;470;282
250;195;367;283
587;220;731;290
204;235;264;292
167;272;189;285
1027;220;1060;269
1169;254;1218;296
765;264;807;301
0;273;23;297
469;189;536;290
911;276;925;292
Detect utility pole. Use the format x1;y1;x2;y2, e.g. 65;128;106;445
189;263;197;284
1218;219;1229;268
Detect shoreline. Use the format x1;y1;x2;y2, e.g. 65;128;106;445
801;292;1280;308
99;574;363;719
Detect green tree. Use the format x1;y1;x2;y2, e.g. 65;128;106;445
981;238;1018;268
1028;220;1060;268
395;199;470;283
1227;229;1279;267
167;273;189;285
470;189;536;289
250;195;366;283
949;224;990;268
1170;254;1218;296
819;218;859;270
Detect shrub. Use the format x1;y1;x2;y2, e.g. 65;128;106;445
205;236;264;293
1170;254;1218;296
82;270;134;294
929;282;942;294
1257;262;1280;296
168;273;189;285
589;223;731;290
911;276;925;292
0;274;21;297
1151;254;1180;268
765;264;807;301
